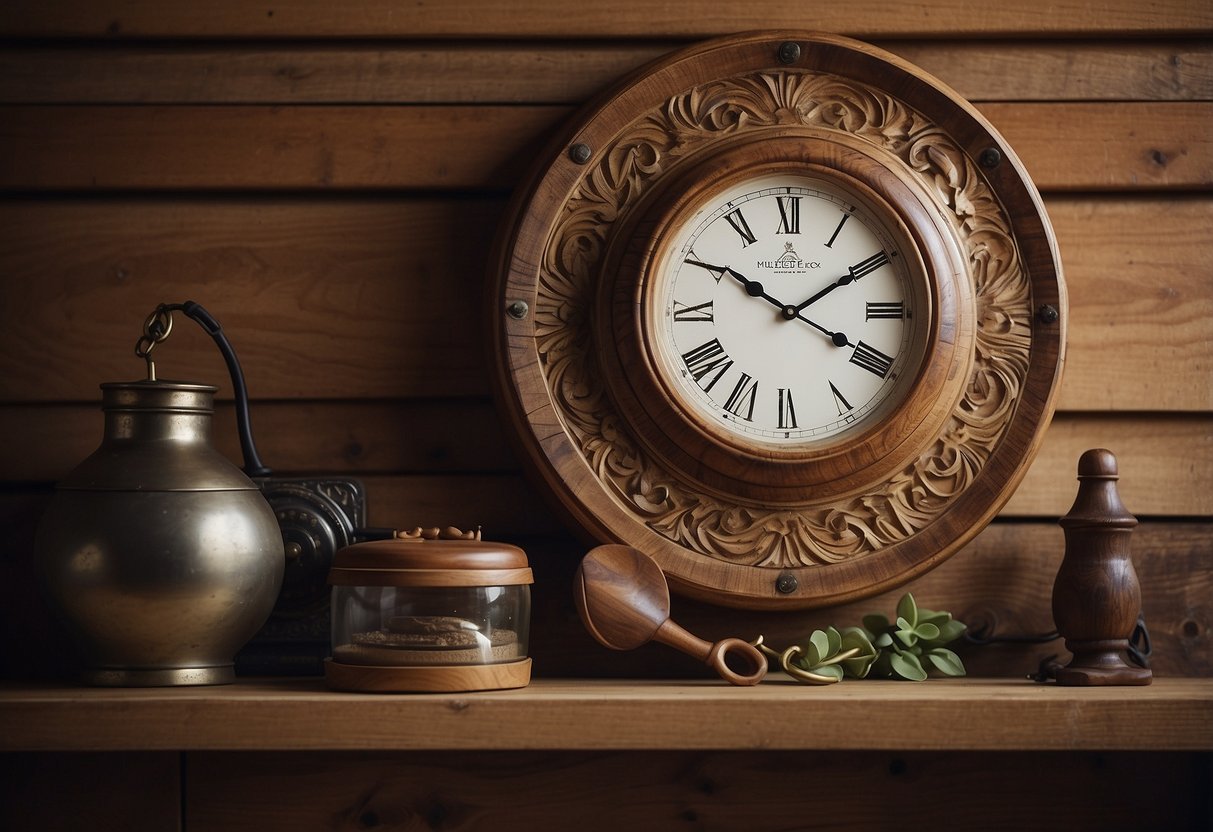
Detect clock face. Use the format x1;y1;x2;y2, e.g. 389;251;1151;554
650;173;920;446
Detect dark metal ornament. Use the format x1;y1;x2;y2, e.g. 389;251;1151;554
35;302;285;686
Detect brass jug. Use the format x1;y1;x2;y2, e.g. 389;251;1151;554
35;303;285;686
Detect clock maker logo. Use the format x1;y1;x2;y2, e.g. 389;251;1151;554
756;242;821;274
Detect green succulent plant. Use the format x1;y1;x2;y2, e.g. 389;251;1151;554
754;592;967;684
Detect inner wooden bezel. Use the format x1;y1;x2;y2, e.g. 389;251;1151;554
597;131;972;505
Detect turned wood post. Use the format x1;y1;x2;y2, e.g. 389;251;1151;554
1051;449;1152;685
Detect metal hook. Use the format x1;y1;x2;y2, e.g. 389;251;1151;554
134;303;183;381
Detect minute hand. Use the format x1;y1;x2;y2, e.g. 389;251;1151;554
789;272;854;315
791;250;890;315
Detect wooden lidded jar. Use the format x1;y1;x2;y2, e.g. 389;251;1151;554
325;528;533;692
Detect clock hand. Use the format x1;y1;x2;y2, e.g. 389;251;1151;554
790;251;891;315
718;265;852;347
722;266;788;312
793;313;852;348
788;272;854;316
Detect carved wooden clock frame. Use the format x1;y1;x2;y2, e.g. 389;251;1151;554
489;32;1066;609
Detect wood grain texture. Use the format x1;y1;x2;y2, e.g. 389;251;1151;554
1002;414;1213;517
1;406;1208;518
0;198;504;402
184;750;1211;832
978;102;1213;191
1;0;1209;38
1051;196;1213;412
1;196;1208;410
1;103;1209;191
0;105;556;190
1;42;1208;104
0;677;1209;751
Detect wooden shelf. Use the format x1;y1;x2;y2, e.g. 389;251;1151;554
1;677;1209;753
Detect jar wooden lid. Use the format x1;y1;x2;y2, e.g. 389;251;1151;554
329;530;533;588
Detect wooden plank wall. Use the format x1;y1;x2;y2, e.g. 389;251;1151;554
0;1;1210;684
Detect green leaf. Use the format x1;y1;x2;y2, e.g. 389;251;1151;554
825;626;842;656
914;622;940;641
811;664;845;681
889;651;928;681
807;629;832;666
917;607;952;628
927;619;967;646
896;593;919;627
894;620;918;648
873;631;894;648
925;648;966;677
839;627;878;679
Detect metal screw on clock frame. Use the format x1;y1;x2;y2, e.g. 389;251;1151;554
569;143;593;165
1036;304;1060;324
507;300;530;320
979;147;1002;169
778;41;802;65
775;571;799;594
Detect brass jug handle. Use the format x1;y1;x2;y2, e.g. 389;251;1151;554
134;301;271;478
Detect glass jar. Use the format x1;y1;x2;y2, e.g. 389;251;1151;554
325;531;532;692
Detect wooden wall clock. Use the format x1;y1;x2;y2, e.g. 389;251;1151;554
489;32;1066;609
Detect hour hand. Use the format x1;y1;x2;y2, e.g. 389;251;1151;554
722;266;787;312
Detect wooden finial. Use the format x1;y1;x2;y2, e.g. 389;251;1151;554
1050;449;1152;685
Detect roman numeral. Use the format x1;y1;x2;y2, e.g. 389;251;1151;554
849;341;895;378
828;381;854;418
683;251;727;282
672;300;714;322
849;251;890;280
825;213;850;248
777;388;798;430
723;208;757;247
723;373;759;421
866;301;905;320
775;196;801;235
681;338;734;393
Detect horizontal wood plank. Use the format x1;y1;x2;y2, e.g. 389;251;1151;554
1004;414;1213;517
1;0;1209;39
1;42;1208;104
2;404;1207;518
1;103;1209;191
1;678;1209;751
354;411;1213;522
0;105;556;191
182;749;1209;832
0;197;504;401
1051;196;1213;412
0;196;1207;411
981;102;1213;191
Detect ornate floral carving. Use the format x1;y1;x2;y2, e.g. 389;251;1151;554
535;70;1031;568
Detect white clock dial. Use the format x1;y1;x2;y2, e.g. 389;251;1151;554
651;173;921;445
